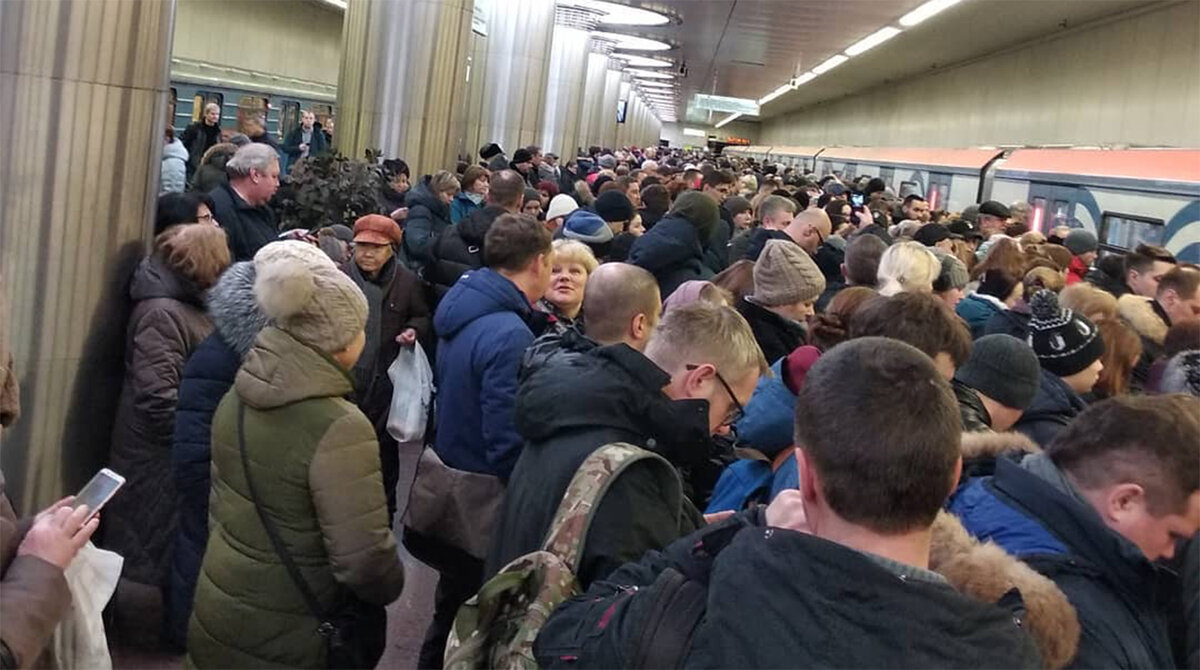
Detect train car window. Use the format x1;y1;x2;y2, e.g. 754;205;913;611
880;167;895;185
311;104;334;129
842;164;857;180
926;173;951;211
237;96;269;134
1051;199;1074;229
899;181;919;199
1100;212;1165;252
192;91;224;123
280;101;301;139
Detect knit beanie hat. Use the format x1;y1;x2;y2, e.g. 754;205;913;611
593;190;635;224
561;210;613;244
598;154;617;169
1063;229;1098;256
752;239;826;306
1027;289;1105;377
512;148;533;164
480;142;504;160
545;193;579;221
724;196;753;218
931;248;969;292
252;241;368;354
669;191;720;242
955;335;1041;410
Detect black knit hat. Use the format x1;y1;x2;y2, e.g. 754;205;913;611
479;143;503;160
1026;290;1105;377
955;335;1041;410
593;190;635;223
512;148;533;164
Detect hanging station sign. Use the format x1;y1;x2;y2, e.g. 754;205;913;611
692;94;759;116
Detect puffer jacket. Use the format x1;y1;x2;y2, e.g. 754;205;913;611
187;327;404;669
628;213;713;299
403;177;453;271
984;303;1032;341
957;292;1007;340
1013;368;1088;447
450;190;483;225
164;262;265;651
426;205;507;300
104;256;213;588
160;138;188;194
737;297;807;366
953;378;993;433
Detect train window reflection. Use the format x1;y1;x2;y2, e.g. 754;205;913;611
1101;212;1165;251
237;96;269;135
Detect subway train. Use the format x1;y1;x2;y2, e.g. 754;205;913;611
170;79;336;144
724;145;1200;263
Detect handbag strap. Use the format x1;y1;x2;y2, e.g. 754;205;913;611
237;401;335;636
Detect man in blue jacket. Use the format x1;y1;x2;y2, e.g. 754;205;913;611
950;394;1200;669
415;212;552;668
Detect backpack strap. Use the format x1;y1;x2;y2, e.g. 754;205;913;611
541;442;681;574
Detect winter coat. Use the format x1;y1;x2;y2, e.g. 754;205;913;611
432;268;535;480
280;125;328;162
379;185;407;218
984;303;1032;340
187;327;404;668
727;228;753;264
104;256;213;588
536;508;1069;669
450;190;483;225
1013;368;1088;447
957;292;1007;339
1118;294;1170;391
209;182;277;262
487;344;709;587
702;207;734;273
426;205;507;300
402;177;453;271
732;358;796;455
627;213;714;299
165;268;266;650
744;227;793;261
953;378;993;433
180;121;221;172
191;163;228;195
160;138;188;194
737;297;806;366
1066;256;1089;285
640;206;666;232
1;473;71;669
1085;266;1130;299
950;454;1174;669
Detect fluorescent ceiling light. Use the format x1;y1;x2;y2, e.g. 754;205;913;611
794;72;817;86
591;31;672;51
683;128;706;137
899;0;964;26
714;113;741;129
812;54;848;75
757;83;794;105
559;0;671;26
316;0;346;9
845;26;902;56
626;69;673;79
610;53;673;68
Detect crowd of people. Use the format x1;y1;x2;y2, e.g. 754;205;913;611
1;117;1198;670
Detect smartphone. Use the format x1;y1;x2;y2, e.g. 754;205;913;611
850;193;865;207
74;468;125;520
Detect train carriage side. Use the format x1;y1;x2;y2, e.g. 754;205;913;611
771;146;825;175
816;148;1003;213
988;149;1200;262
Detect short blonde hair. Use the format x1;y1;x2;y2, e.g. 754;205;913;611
877;241;940;297
551;239;598;274
645;302;769;383
1059;283;1117;324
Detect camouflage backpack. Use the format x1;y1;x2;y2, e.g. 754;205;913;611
444;442;683;670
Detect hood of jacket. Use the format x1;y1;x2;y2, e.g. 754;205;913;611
1118;293;1168;346
1022;368;1087;427
1084;266;1129;298
405;176;450;219
515;343;712;470
130;255;204;307
433;267;531;339
206;261;267;358
163;138;188;162
234;327;354;410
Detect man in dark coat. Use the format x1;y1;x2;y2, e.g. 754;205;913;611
536;339;1043;669
950;395;1200;669
280;109;328;165
208;143;280;261
425;170;524;299
166;261;266;651
699;169;736;272
489;301;765;587
341;215;431;521
628;192;719;299
179;102;222;179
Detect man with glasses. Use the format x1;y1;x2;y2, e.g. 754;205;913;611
486;301;767;589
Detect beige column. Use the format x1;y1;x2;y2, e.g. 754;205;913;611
0;0;176;509
337;0;474;175
470;0;555;155
597;64;622;150
539;18;592;158
576;48;610;152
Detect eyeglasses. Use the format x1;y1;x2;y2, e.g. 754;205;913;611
686;364;745;427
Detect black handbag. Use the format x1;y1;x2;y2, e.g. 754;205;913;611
237;402;386;669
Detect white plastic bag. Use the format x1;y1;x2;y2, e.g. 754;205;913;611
387;342;435;443
51;542;123;670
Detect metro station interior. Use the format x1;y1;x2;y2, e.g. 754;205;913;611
1;0;1198;667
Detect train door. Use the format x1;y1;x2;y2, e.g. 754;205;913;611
191;90;223;123
279;101;301;140
926;172;951;211
1028;183;1079;232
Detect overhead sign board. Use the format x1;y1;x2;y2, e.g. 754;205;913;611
692;94;759;116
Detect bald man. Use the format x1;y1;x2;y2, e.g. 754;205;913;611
786;208;845;297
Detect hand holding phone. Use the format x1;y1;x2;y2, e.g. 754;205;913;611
73;468;125;522
18;499;100;569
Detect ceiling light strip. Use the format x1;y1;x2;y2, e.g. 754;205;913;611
844;25;902;56
714;113;741;129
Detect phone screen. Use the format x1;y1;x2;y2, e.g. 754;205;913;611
75;469;124;517
850;193;865;207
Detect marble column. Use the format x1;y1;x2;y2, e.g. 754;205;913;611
337;0;474;175
0;0;176;509
539;18;592;158
597;64;622;150
576;49;610;152
470;0;554;156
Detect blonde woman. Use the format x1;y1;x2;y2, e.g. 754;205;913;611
538;239;599;335
877;241;940;297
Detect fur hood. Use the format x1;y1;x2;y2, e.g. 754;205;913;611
961;430;1041;461
930;510;1080;668
206;261;267;358
1117;294;1168;346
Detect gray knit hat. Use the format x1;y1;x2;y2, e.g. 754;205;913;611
931;249;969;292
253;241;368;353
955;335;1041;410
1063;229;1098;256
752;239;826;306
1027;289;1104;377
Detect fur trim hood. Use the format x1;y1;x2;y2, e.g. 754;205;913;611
930;510;1081;668
1117;294;1168;346
207;261;267;358
961;430;1041;461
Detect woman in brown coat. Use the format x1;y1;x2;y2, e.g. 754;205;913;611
103;224;230;631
